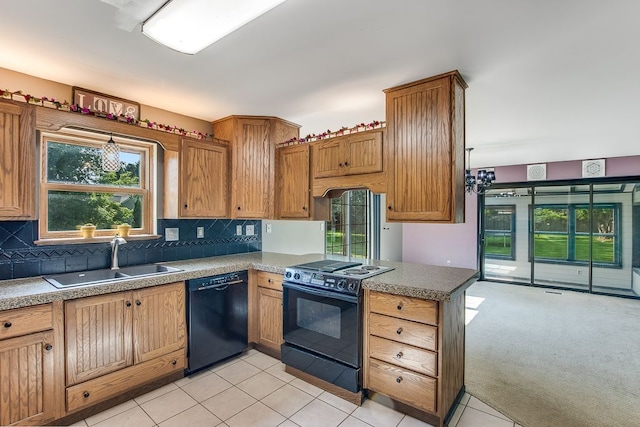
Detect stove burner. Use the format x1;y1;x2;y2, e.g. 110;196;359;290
361;265;380;271
343;269;369;276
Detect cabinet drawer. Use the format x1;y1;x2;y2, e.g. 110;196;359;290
66;349;185;413
369;291;438;325
257;271;283;291
369;312;437;351
368;358;436;413
0;303;53;340
369;335;437;377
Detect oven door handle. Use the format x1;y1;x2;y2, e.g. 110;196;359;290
282;281;358;304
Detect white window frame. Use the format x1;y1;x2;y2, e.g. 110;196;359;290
38;130;156;242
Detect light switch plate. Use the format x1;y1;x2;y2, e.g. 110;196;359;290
236;225;243;236
246;224;254;236
196;227;204;238
266;223;272;234
165;227;179;241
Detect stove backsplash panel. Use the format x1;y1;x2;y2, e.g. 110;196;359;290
0;219;261;281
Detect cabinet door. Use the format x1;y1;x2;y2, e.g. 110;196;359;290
0;331;56;426
0;101;35;219
65;292;133;386
180;139;228;217
344;132;383;176
312;139;344;178
257;287;283;352
386;74;464;222
233;118;271;218
132;282;186;364
277;145;310;218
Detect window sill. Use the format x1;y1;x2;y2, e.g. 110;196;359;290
34;234;162;246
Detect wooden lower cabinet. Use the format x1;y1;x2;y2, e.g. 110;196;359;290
64;282;186;414
250;271;283;356
0;302;64;426
364;290;466;427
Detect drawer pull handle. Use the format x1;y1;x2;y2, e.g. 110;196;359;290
136;300;142;306
396;351;403;359
83;391;90;398
126;301;132;307
3;322;11;328
268;279;272;283
172;360;177;365
45;344;53;351
396;327;403;335
396;376;403;384
397;303;403;311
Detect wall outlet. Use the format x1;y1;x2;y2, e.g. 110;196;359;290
196;226;204;238
236;225;243;236
266;223;272;234
246;224;254;236
165;227;179;241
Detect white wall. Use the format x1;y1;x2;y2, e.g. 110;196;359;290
262;220;325;255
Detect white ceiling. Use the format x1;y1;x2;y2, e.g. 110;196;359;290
2;0;639;168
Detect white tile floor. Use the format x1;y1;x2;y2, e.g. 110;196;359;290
70;350;521;427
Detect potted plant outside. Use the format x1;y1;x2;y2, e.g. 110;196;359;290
80;223;96;238
116;223;131;237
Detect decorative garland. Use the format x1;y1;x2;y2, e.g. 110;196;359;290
277;120;385;147
1;89;213;140
2;88;384;145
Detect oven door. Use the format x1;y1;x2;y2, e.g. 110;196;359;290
282;281;361;368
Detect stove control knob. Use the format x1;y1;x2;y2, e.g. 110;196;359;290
337;279;347;290
285;271;292;279
293;273;300;280
348;282;357;292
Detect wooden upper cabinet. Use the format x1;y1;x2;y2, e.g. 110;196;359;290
65;292;133;386
132;282;186;364
276;144;310;218
313;131;383;178
213;115;300;219
180;139;229;217
0;100;35;219
385;71;467;223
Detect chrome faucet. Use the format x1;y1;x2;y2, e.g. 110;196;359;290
110;234;127;270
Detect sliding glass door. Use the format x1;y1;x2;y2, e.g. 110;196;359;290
481;179;640;299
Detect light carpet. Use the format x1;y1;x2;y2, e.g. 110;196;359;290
465;281;640;427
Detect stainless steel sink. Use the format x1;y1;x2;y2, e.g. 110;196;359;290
43;264;182;288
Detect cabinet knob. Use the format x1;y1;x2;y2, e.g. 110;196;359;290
172;360;177;365
302;206;307;211
339;163;344;167
396;327;403;335
184;204;188;208
135;300;142;306
396;376;403;384
3;321;11;328
126;301;132;307
45;344;53;351
396;351;403;359
387;205;393;211
344;161;349;166
237;206;241;210
83;391;90;398
397;302;403;311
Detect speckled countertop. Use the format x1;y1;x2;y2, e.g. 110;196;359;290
0;252;478;311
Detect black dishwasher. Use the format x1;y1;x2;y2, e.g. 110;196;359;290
185;271;248;375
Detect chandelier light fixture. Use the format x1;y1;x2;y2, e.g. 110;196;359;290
465;147;495;194
102;134;120;172
142;0;288;55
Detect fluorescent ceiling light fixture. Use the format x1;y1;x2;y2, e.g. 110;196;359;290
142;0;287;54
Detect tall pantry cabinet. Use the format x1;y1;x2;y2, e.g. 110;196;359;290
212;116;300;219
384;71;467;223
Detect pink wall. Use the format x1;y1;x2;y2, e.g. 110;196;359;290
402;155;640;270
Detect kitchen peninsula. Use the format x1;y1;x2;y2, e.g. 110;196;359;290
0;252;476;426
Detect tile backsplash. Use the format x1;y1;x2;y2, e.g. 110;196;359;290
0;219;261;281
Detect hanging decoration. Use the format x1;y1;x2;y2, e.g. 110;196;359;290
102;134;120;172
